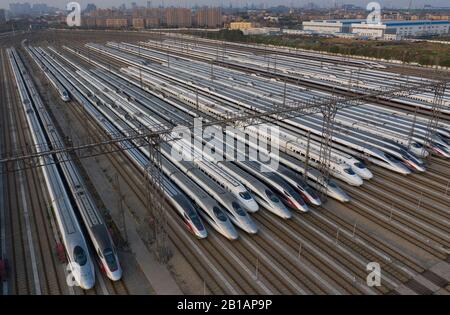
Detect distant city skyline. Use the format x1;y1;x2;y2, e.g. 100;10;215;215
2;0;450;10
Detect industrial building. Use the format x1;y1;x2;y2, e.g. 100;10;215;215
303;19;450;39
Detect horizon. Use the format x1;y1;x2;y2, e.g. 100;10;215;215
2;0;450;10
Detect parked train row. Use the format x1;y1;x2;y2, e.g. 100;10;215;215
32;45;316;238
84;42;433;175
139;38;450;115
98;41;449;162
28;43;448;249
30;44;357;243
9;46;123;291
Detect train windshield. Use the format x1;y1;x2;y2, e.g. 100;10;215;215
73;246;87;267
213;207;227;222
354;162;366;169
265;189;280;203
232;202;246;216
185;208;205;231
239;191;252;200
344;168;355;175
103;248;118;272
305;186;318;199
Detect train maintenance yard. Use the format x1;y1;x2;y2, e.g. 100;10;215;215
0;29;449;295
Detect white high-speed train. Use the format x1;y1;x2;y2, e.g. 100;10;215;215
9;48;96;289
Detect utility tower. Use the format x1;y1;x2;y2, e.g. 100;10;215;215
422;82;446;162
318;99;338;200
145;135;170;263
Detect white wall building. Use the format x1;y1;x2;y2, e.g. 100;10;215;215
302;19;450;39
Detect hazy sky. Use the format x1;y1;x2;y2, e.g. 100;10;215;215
1;0;450;10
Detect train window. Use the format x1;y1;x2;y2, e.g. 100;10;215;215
239;191;252;200
344;168;355;175
328;182;337;188
354;162;366;169
73;246;87;267
232;202;246;216
213;207;227;222
265;189;280;203
103;248;118;272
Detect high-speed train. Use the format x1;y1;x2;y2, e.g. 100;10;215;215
291;114;426;172
243;124;364;186
26;45;124;280
171;137;260;213
69;65;258;234
116;62;350;202
163;146;258;234
201;128;323;207
159;157;236;239
218;161;292;219
70;62;255;235
26;46;70;102
35;46;211;240
9;48;96;289
237;161;309;212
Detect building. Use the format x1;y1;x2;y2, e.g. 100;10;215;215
229;22;254;30
106;18;129;29
0;9;6;24
302;19;358;34
132;18;145;29
351;20;450;38
146;17;160;27
303;19;450;39
165;8;191;27
9;2;32;16
196;7;222;28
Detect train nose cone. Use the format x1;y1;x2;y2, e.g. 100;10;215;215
225;227;239;241
197;229;208;239
310;197;322;206
78;275;95;290
350;175;363;186
396;163;412;175
353;167;373;180
244;200;260;213
297;202;309;213
246;223;259;234
109;269;123;282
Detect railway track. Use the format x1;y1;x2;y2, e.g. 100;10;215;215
58;42;450;294
58;45;375;294
1;48;72;295
64;43;450;294
51;46;363;294
132;38;450;121
370;167;450;220
3;40;445;295
339;182;448;260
